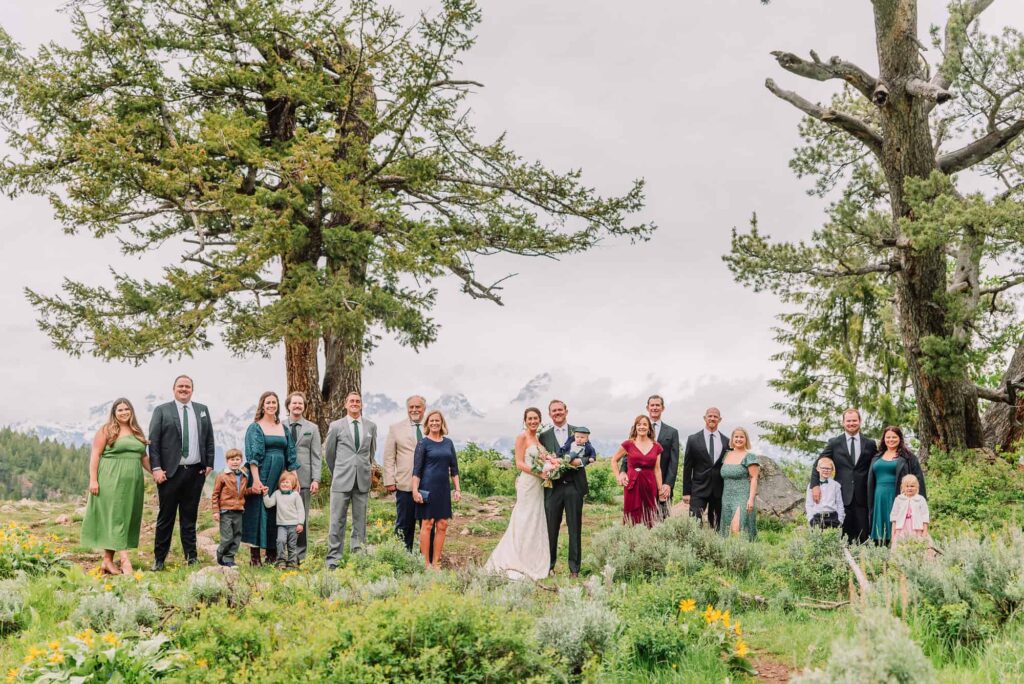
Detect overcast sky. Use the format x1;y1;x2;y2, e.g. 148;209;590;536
2;1;1023;438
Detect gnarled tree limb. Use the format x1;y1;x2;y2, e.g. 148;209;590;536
770;50;879;100
765;78;883;156
937;119;1024;173
976;384;1010;403
906;77;954;104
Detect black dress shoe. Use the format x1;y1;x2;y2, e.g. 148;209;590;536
185;557;199;566
151;560;165;571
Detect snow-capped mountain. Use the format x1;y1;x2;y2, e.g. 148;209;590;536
431;393;485;420
363;392;401;417
510;372;552;404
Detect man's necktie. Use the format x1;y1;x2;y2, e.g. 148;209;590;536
849;436;856;462
708;433;715;459
181;406;190;462
415;423;423;441
291;422;299;445
353;420;361;451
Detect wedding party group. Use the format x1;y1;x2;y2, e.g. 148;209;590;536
78;374;927;580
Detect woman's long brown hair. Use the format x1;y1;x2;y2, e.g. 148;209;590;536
103;398;149;447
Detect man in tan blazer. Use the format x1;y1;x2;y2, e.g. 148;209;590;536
383;395;426;551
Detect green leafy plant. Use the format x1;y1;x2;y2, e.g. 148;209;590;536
12;632;185;683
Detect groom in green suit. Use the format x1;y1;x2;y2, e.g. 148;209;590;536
539;399;588;578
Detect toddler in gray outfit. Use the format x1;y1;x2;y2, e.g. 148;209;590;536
264;471;306;568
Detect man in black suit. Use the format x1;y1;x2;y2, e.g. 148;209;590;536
148;375;215;570
539;399;588;578
682;407;727;529
646;395;680;518
809;408;875;544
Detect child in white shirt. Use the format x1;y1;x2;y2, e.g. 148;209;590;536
806;456;845;529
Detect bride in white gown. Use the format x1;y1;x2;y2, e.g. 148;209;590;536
484;407;551;580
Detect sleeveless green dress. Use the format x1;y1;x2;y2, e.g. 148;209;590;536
870;457;899;542
719;452;759;541
80;435;146;550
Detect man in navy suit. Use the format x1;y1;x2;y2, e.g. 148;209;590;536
682;407;727;529
809;408;876;544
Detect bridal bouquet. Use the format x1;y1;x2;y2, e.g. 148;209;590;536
530;448;562;488
531;447;580;487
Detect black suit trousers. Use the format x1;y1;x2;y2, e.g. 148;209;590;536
843;505;869;544
688;494;722;530
394;490;417;551
545;482;583;574
154;464;206;562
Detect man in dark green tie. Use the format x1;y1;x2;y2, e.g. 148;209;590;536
282;391;322;562
323;391;378;568
148;375;215;570
383;395;427;550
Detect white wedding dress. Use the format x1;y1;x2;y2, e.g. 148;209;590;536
483;446;550;580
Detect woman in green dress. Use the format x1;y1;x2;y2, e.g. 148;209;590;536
868;425;926;546
718;427;760;540
81;398;152;575
241;391;298;566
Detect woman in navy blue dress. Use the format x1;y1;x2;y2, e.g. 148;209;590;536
412;410;461;568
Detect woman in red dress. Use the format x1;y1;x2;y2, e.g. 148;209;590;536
609;415;666;527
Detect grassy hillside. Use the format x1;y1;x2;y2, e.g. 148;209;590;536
2;450;1023;682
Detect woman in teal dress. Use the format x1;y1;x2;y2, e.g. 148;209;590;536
868;425;926;546
81;398;152;575
241;391;298;566
718;427;760;540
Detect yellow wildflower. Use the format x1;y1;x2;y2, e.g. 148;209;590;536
736;640;749;658
48;653;64;664
198;658;208;668
6;667;18;684
678;598;696;613
721;610;731;628
702;605;715;623
47;641;61;652
103;583;113;592
733;621;742;636
101;633;119;647
133;571;143;581
24;646;46;664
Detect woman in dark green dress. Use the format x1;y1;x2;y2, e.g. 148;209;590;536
718;427;760;541
241;391;298;566
81;398;152;575
868;425;926;546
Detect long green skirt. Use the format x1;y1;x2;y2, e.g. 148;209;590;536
80;436;146;550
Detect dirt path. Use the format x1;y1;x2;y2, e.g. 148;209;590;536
754;655;795;683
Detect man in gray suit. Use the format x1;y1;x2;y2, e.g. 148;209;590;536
282;391;322;562
324;391;377;568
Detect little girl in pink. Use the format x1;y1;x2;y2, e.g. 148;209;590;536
890;474;930;547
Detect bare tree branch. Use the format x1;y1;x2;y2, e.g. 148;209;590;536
447;263;513;304
427;78;484;88
770;50;879;100
980;273;1024;295
906;77;955;104
976;384;1010;403
937;119;1024;173
765;79;883;156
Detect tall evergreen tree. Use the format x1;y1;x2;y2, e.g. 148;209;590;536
729;0;1024;457
0;0;651;432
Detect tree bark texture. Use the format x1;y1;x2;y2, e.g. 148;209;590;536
872;0;983;458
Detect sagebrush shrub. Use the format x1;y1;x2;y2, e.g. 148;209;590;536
0;580;29;636
793;608;934;683
184;570;248;609
773;528;849;598
71;591;159;632
535;587;619;674
585;466;616;504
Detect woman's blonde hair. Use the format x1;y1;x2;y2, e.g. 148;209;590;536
730;427;752;450
424;410;449;436
103;398;149;447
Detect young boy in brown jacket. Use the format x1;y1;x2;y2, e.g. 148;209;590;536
212;448;264;566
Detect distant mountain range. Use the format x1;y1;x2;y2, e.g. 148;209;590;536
6;372;799;467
